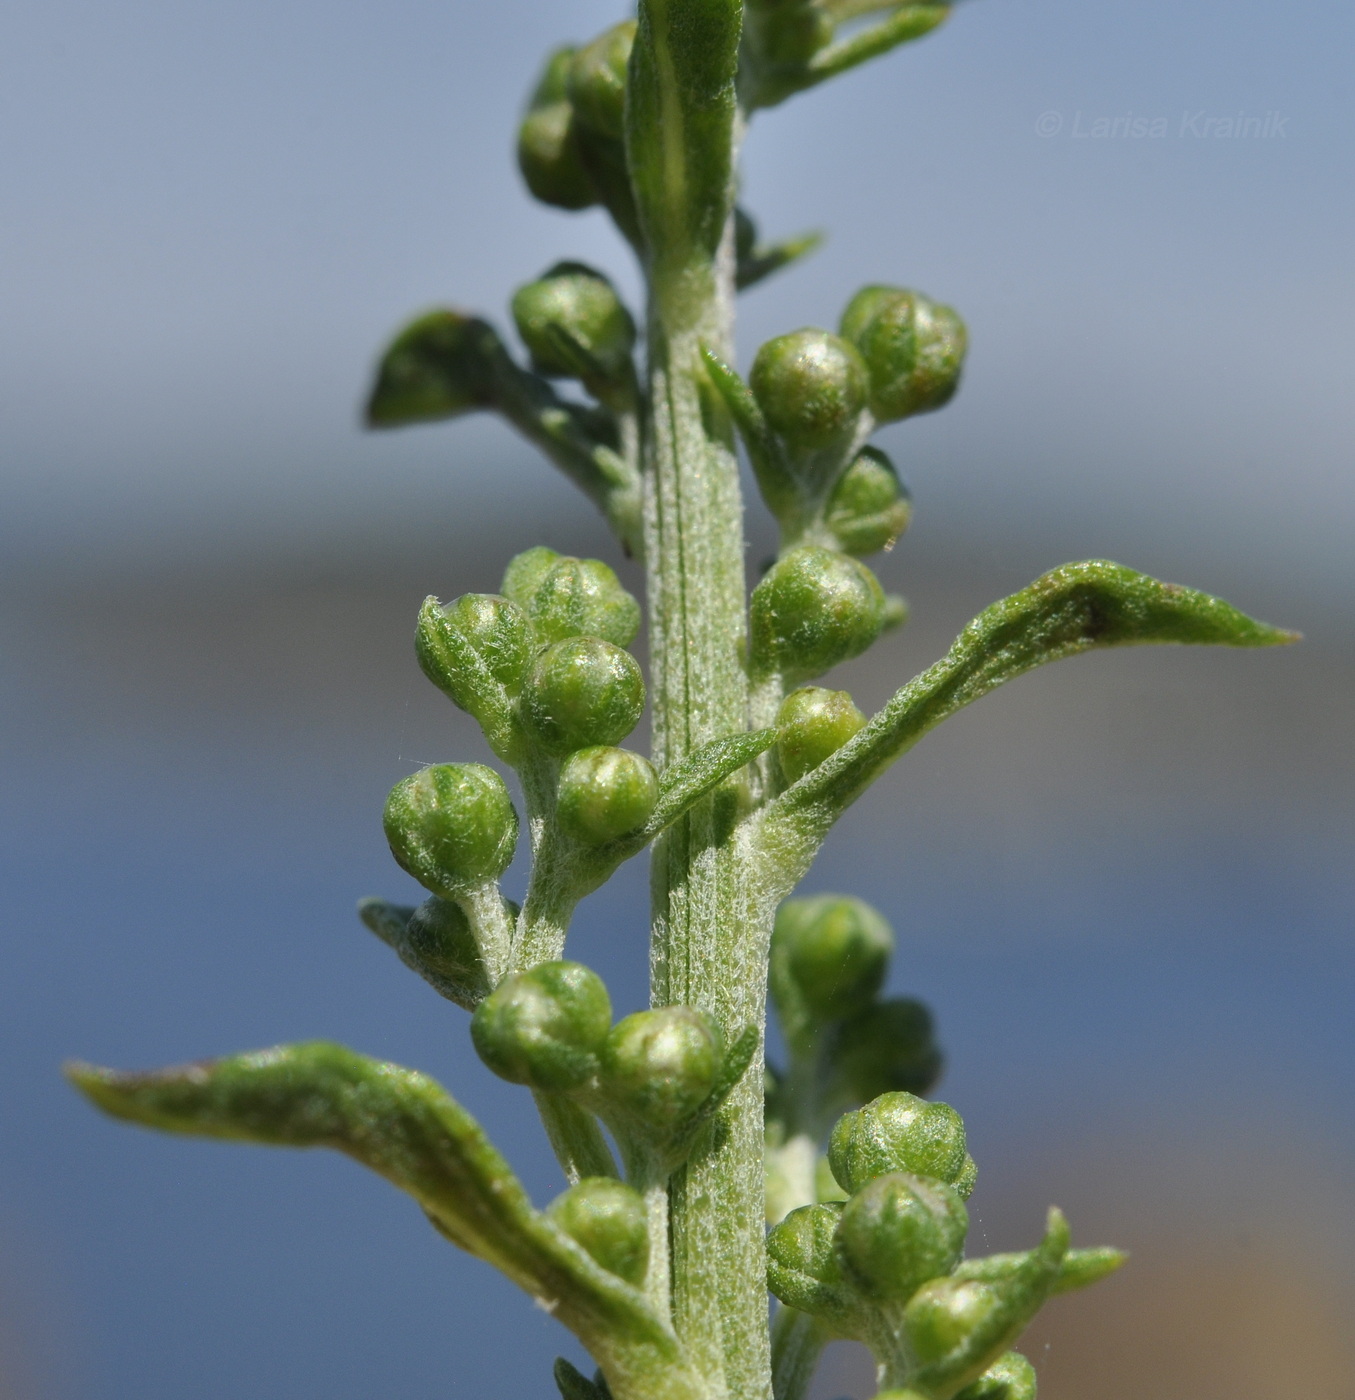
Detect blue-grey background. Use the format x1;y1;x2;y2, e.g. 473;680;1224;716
1;1;1351;1397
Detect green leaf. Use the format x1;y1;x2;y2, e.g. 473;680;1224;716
357;896;491;1011
805;5;951;90
737;230;824;292
68;1044;705;1400
742;3;950;111
907;1208;1069;1399
645;728;779;837
415;596;523;763
954;1245;1127;1296
626;0;743;269
761;560;1297;869
701;347;800;521
555;1356;612;1400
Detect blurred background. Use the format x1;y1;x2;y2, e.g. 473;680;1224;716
1;0;1352;1397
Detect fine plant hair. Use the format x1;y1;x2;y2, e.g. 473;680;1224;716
68;6;1296;1400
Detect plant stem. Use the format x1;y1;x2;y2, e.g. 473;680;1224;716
644;235;771;1399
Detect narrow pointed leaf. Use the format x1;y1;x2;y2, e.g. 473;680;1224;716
680;1024;760;1137
806;5;951;87
737;231;824;292
555;1357;609;1400
67;1044;704;1396
761;560;1297;866
954;1245;1127;1296
645;728;778;837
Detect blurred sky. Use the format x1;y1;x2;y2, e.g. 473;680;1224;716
1;2;1353;1399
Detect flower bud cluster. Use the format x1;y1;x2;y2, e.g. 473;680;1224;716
471;960;755;1184
767;1090;1095;1397
706;285;962;587
516;24;641;247
767;895;942;1135
412;548;648;807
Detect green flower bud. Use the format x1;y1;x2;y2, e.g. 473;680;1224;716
421;593;534;697
470;960;612;1092
828;1092;974;1197
904;1278;1001;1366
522;637;645;755
518;48;597;211
750;546;886;682
568;22;635;140
600;1007;722;1134
516;552;641;648
776;688;867;785
557;747;658;844
547;1176;649;1286
771;895;891;1029
765;1202;861;1325
824;446;912;557
956;1352;1037;1400
825;998;943;1105
834;1171;968;1303
749;330;868;455
511;262;636;385
501;545;563;608
839;285;967;424
366;311;502;427
383;764;517;896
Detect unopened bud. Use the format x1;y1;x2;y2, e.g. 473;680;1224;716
568;21;635;140
366;311;502;427
826;998;943;1105
518;48;597;211
557;747;658;844
383;764;517;896
512;262;636;385
750;546;886;682
510;551;640;647
522;637;645;755
956;1352;1037;1400
904;1278;1000;1366
548;1176;649;1286
828;1092;974;1197
749;329;868;456
840;285;967;424
502;545;563;608
600;1007;721;1133
772;895;891;1026
765;1202;855;1320
471;960;612;1092
825;446;912;556
776;688;867;785
834;1171;968;1303
420;593;534;698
